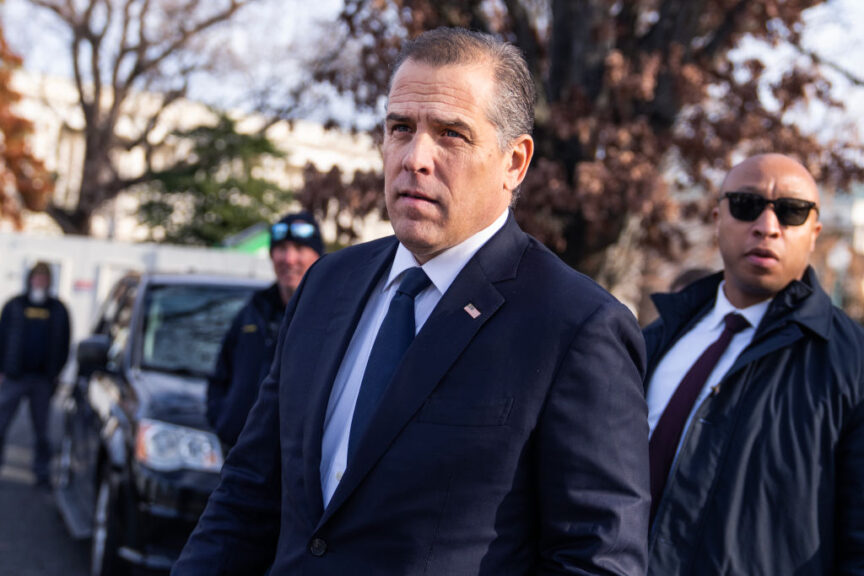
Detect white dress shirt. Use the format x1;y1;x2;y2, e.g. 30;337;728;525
646;282;771;446
319;209;509;507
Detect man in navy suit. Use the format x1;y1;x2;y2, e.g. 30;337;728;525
173;27;649;576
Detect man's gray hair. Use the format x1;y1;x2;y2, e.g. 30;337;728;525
390;27;535;150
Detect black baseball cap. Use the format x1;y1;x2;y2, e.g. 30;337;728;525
269;212;324;255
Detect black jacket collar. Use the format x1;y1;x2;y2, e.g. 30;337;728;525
651;266;833;344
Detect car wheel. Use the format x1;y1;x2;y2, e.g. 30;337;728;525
90;466;129;576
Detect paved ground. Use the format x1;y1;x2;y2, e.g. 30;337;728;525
0;401;89;576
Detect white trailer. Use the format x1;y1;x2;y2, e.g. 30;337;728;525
0;232;274;344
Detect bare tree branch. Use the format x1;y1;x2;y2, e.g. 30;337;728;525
28;0;71;19
25;0;258;234
127;0;250;90
696;0;749;61
796;45;864;87
119;82;189;171
110;0;137;93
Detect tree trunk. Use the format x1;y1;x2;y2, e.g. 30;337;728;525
46;204;93;235
548;0;610;104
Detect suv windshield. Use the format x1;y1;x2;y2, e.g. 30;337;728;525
139;283;255;378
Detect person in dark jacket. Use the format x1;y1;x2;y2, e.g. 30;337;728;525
207;212;323;447
645;153;864;575
173;28;649;576
0;261;71;488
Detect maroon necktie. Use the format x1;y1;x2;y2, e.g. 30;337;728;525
649;312;750;521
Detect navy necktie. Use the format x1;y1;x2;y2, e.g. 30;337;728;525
348;267;431;461
649;312;750;521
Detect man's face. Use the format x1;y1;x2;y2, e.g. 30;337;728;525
714;154;822;308
271;241;319;295
29;273;50;291
382;59;533;263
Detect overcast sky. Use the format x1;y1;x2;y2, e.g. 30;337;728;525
2;0;346;114
3;0;862;135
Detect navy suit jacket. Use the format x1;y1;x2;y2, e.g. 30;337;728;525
172;215;650;576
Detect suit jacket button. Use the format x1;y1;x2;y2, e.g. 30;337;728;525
309;538;327;557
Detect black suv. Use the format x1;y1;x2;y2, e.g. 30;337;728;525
55;273;268;576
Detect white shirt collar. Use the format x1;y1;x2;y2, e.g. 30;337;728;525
707;281;771;332
387;208;510;295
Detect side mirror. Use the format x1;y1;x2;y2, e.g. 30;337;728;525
77;334;111;377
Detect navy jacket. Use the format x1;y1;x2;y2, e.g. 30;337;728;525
645;268;864;575
0;294;70;380
173;215;650;576
207;284;285;446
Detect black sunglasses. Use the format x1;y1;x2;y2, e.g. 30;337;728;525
271;221;317;242
721;192;818;227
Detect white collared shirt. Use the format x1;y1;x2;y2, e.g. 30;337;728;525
646;282;771;446
319;209;509;507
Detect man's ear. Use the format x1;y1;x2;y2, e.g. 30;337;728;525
810;221;822;253
504;134;534;192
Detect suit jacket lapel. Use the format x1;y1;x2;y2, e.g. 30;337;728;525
316;215;528;529
301;239;398;521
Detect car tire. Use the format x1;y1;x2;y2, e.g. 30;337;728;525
90;465;130;576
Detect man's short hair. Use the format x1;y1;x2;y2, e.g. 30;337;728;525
391;27;535;150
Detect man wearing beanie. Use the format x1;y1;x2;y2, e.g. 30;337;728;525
0;261;71;488
207;212;323;447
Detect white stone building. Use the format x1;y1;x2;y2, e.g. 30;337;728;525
7;70;389;243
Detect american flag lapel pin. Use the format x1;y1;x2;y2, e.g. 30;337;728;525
464;303;481;319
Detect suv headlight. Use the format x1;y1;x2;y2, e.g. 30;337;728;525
135;419;223;472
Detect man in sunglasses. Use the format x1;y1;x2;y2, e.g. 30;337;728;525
645;153;864;575
207;212;323;447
